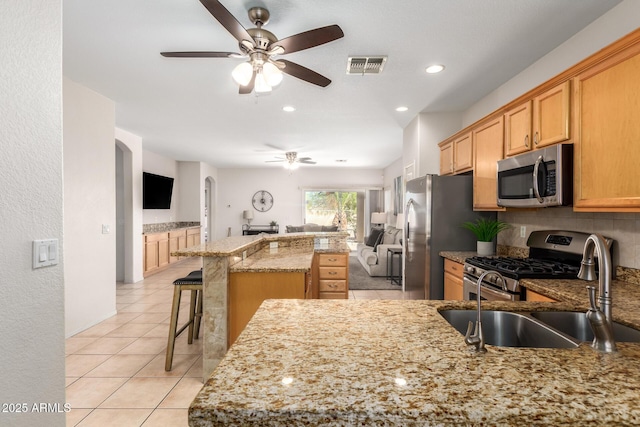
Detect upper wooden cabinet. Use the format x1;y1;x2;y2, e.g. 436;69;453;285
439;131;473;175
533;81;571;148
504;81;570;157
504;100;532;156
573;41;640;211
472;115;505;211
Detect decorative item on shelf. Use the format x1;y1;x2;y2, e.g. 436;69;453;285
270;220;278;231
243;210;254;225
462;218;510;256
371;212;386;230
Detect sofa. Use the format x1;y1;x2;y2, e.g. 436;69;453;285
285;223;339;233
356;226;402;276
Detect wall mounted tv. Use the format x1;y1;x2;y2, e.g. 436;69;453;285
143;172;174;209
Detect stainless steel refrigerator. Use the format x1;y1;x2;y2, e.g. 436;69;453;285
404;175;495;300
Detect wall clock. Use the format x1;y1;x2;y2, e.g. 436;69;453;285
252;190;274;212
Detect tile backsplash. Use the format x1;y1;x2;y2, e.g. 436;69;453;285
498;208;640;269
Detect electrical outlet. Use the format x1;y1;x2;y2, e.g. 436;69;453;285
242;250;247;260
520;226;526;238
270;242;278;249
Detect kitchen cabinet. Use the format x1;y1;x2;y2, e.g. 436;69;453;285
314;253;349;299
504;82;571;157
472;115;505;211
573;40;640;211
143;226;201;276
439;132;473;175
526;289;557;302
443;259;464;301
504;100;532;156
228;271;307;346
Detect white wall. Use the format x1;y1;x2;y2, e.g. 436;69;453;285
64;78;117;336
403;112;463;178
0;1;66;425
177;161;203;221
115;128;144;283
463;0;640;126
216;167;383;237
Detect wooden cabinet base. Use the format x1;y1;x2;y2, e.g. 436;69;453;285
228;272;306;346
526;289;557;302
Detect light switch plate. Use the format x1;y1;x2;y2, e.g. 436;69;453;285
33;239;59;269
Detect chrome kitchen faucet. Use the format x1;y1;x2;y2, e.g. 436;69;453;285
465;270;506;352
578;233;617;352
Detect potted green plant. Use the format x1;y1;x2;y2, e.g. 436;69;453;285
462;218;510;256
269;220;278;231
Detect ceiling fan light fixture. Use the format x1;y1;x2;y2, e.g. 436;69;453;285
262;62;283;86
232;62;253;86
254;71;272;93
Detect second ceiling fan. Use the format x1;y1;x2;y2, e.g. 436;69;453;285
161;0;344;94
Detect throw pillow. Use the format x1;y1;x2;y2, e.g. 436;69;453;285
321;225;338;232
382;227;400;244
365;228;384;247
373;231;385;252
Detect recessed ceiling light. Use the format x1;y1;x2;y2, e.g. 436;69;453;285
282;106;296;112
335;159;347;163
426;64;445;74
395;106;408;112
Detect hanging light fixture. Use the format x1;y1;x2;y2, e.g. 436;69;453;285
231;58;283;93
232;62;254;86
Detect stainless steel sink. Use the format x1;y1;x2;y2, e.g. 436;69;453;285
439;310;579;349
530;311;640;343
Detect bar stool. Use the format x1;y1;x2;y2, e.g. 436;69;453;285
165;269;203;371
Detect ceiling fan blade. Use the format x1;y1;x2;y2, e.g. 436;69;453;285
265;159;285;163
239;71;256;94
298;157;313;161
280;60;331;87
199;0;255;47
272;25;344;55
160;51;238;58
299;160;317;164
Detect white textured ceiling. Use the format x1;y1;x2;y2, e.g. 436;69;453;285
63;0;621;169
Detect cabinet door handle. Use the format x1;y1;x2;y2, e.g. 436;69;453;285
329;271;337;275
451;265;458;271
533;131;539;146
524;134;529;148
328;258;337;262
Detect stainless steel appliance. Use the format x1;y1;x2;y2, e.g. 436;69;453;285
462;230;614;302
404;175;494;300
497;143;573;208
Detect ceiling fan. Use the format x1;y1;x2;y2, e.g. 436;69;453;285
160;0;344;94
266;152;316;169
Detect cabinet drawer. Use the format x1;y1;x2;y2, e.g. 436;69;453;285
187;227;200;236
319;280;347;293
317;253;348;267
169;230;185;239
318;291;347;299
444;259;464;278
318;266;347;280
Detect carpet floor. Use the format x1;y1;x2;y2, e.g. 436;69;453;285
349;254;401;290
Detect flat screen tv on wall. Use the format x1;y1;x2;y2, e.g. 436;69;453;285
143;172;174;209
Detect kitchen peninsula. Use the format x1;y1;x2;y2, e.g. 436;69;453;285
189;297;640;426
173;231;349;380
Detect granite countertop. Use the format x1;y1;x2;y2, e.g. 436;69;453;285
174;232;348;257
189;299;640;426
229;247;314;273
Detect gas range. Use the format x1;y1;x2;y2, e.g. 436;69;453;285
462;230;613;301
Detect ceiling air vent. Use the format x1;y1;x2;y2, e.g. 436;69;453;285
346;56;387;75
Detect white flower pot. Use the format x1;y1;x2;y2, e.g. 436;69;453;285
477;241;495;256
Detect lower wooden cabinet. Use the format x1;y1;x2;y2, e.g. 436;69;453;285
526;289;557;302
143;226;201;277
314;253;349;299
228;271;307;346
443;259;464;301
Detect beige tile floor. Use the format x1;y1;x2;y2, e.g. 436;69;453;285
65;256;405;426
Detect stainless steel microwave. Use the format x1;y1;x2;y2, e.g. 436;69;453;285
497;143;573;208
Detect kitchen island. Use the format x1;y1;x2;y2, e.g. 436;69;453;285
189;298;640;426
173;232;349;379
